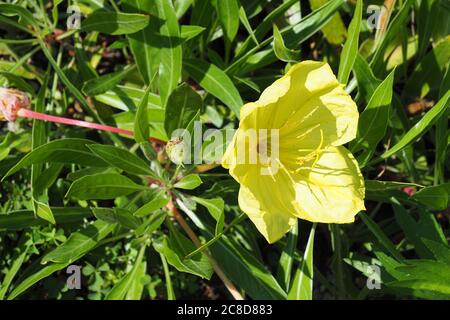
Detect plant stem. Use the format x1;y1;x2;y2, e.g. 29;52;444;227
17;108;165;145
167;200;244;300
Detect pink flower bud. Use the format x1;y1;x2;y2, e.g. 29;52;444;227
0;88;30;122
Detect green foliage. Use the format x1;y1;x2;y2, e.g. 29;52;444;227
0;0;449;301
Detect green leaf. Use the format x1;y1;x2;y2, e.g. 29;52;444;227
382;90;450;159
123;0;159;86
31;74;50;218
352;53;382;102
153;232;213;279
134;86;152;143
105;245;147;300
0;208;92;231
411;184;450;210
209;234;287;299
134;191;170;217
422;239;450;265
165;83;203;138
239;6;258;46
404;38;450;99
80;11;150;35
337;0;362;84
42;220;116;264
276;222;298;291
7;263;69;300
33;164;63;199
125;261;147;300
35;202;55;225
0;247;28;300
2;139;108;180
0;4;37;32
229;0;345;74
174;174;203;190
135;211;167;236
192;196;224;222
213;0;240;43
95;85;162;111
309;0;346;45
359;212;403;261
82;65;136;96
370;0;414;75
0;72;34;94
159;253;175;299
156;0;182;107
273;24;300;63
174;0;193;18
92;207;140;229
416;0;440;60
288;223;316;300
184;59;243;117
180;25;206;42
388;260;450;299
235;0;304;58
66;173;146;200
352;70;395;165
392;198;447;259
87;144;154;176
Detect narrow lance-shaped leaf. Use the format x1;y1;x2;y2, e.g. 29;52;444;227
352;69;395;165
288;223;316;300
123;0;159;87
309;0;347;45
31;74;54;225
153;233;213;279
80;11;150;35
42;220;116;264
165;83;203;138
105;245;147;300
0;4;38;31
352;53;382;102
176;199;287;299
239;6;258;45
184;59;243;117
276;222;298;291
2;139;108;180
87;144;154;176
235;0;305;58
7;263;69;300
134;190;170;217
174;174;203;190
134;86;152;143
214;0;240;43
180;25;206;42
337;0;362;84
157;0;182;107
0;208;92;231
66;173;146;200
382;90;450;159
273;24;300;63
0;247;28;299
82;65;136;96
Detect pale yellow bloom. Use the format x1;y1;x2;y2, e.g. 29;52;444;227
222;61;365;243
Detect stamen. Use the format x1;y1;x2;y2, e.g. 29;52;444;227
295;128;324;172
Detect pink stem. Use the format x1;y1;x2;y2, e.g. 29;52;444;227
17;109;165;145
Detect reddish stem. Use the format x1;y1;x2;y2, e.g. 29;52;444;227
17;109;166;145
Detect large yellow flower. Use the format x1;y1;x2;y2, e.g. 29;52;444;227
222;61;365;243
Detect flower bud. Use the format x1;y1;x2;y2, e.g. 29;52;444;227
0;88;30;122
165;137;187;165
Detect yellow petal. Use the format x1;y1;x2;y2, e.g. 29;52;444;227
236;165;297;243
291;146;365;223
240;61;359;148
